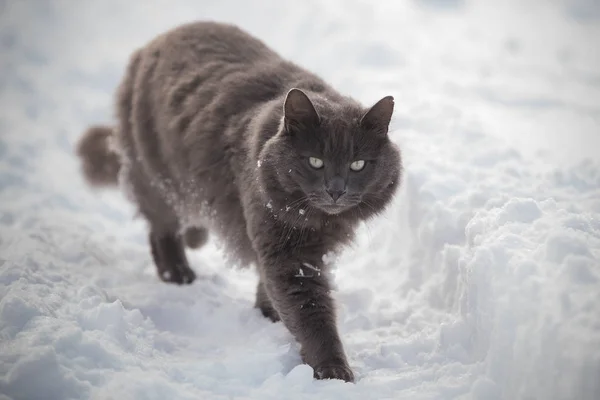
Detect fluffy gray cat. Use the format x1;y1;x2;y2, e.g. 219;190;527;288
77;21;402;382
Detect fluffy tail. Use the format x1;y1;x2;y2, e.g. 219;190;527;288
76;125;121;187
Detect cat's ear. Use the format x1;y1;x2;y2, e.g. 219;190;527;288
360;96;394;135
283;88;320;133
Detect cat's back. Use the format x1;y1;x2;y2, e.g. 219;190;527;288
148;21;277;67
115;21;295;264
118;21;286;177
128;21;299;144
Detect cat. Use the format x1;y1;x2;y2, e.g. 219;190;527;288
76;21;402;382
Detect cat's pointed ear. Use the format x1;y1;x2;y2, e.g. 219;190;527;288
360;96;394;135
284;88;320;132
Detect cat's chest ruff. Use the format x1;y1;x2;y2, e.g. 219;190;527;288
262;200;318;229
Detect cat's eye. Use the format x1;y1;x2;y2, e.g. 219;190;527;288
309;157;324;169
350;160;365;171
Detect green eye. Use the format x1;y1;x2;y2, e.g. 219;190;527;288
309;157;324;169
350;160;365;171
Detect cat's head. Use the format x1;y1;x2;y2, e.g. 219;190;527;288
260;88;401;222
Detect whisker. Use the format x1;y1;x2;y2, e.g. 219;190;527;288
278;196;310;250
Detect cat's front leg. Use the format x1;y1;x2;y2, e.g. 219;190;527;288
255;280;280;322
258;251;354;382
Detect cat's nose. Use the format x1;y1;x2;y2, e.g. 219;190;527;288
326;176;346;202
327;189;346;202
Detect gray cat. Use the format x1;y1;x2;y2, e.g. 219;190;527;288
77;21;402;382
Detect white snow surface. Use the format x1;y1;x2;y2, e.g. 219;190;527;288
1;1;599;399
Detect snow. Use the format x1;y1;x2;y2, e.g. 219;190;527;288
1;0;599;399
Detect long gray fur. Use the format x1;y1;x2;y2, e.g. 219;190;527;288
76;21;402;382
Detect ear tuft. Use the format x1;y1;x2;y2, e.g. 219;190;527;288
284;88;320;132
360;96;394;134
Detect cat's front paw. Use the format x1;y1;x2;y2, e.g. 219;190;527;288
314;364;354;382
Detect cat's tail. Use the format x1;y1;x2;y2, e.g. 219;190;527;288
76;125;121;187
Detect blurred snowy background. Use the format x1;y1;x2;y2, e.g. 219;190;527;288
0;0;599;399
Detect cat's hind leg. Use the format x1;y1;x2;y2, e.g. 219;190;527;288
182;226;209;250
149;229;196;285
123;166;196;285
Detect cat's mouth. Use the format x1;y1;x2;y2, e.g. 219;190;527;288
318;203;352;215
